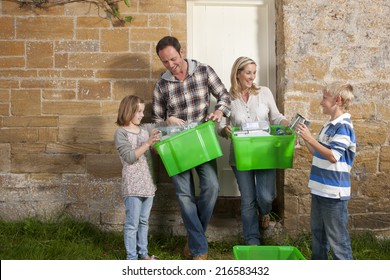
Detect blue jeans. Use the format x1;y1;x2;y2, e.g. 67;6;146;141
311;194;353;260
232;166;276;245
172;159;219;257
123;196;154;260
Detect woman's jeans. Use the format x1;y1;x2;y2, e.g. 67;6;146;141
311;194;353;260
171;159;219;257
123;196;154;260
232;166;276;245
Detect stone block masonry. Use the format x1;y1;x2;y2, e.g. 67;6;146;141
277;0;390;236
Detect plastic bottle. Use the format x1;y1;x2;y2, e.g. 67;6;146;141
275;127;285;135
157;126;184;140
157;121;200;140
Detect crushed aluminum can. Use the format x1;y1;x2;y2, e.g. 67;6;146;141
288;113;310;131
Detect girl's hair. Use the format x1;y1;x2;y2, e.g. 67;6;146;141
229;56;260;99
116;95;144;126
323;82;354;111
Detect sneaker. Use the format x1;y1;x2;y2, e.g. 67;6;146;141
261;214;270;229
193;253;208;260
140;255;159;260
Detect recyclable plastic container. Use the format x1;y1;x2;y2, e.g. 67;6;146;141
233;245;305;260
232;125;296;170
154;121;223;177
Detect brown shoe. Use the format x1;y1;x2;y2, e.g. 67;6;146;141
193;253;208;260
261;214;270;229
183;241;192;259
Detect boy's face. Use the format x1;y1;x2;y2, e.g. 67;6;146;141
320;90;339;115
131;103;145;126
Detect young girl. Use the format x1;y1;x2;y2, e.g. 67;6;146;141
114;95;163;260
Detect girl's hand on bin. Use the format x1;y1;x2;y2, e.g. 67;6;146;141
148;129;162;145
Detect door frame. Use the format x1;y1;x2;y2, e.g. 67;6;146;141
186;0;277;197
186;0;276;94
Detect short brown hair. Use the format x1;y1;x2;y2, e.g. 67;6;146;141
156;36;181;55
116;95;144;126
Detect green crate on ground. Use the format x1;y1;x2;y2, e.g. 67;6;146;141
232;125;296;170
233;245;305;260
154;121;223;177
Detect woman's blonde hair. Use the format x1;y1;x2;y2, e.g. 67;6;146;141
229;56;260;99
323;82;354;111
116;95;144;126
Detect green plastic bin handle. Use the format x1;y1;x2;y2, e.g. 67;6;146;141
274;139;281;148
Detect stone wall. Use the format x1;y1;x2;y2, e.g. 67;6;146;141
278;0;390;236
0;0;189;231
0;0;389;239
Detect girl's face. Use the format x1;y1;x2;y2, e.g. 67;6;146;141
237;63;256;91
130;103;145;126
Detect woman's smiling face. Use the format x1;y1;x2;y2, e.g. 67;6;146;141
237;63;256;91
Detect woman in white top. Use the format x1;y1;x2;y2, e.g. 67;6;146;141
218;57;289;245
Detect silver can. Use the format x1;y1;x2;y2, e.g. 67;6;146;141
289;113;311;131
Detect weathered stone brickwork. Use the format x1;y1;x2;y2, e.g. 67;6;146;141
0;0;188;234
276;0;390;237
0;0;389;240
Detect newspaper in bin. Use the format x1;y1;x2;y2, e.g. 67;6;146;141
241;121;270;132
233;130;271;137
235;121;271;137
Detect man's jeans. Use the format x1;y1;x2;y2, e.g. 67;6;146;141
311;194;353;260
172;159;219;257
232;166;276;245
123;196;154;260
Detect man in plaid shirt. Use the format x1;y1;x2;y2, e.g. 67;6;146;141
153;36;230;260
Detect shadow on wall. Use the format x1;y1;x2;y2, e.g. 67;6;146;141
57;113;122;225
61;53;166;228
53;53;156;225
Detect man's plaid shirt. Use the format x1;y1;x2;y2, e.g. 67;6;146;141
153;59;231;123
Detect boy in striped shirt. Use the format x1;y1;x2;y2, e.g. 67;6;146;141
297;82;356;260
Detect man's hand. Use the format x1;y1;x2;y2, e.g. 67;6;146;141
206;109;223;122
167;116;185;126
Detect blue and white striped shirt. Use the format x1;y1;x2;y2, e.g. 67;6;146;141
309;113;356;200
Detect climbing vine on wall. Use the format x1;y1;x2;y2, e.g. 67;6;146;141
16;0;133;26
